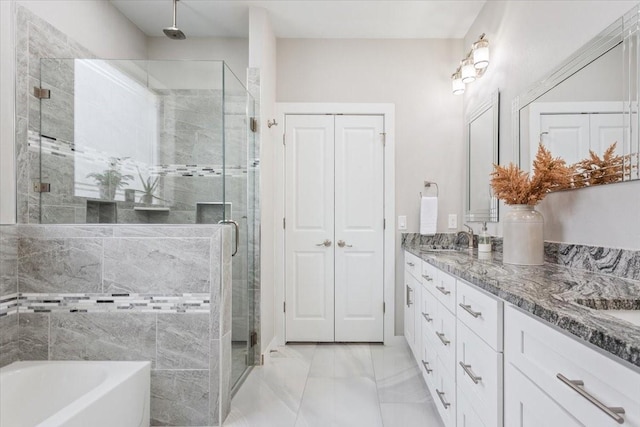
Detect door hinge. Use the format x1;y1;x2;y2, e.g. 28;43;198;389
33;87;50;99
33;182;51;193
380;132;386;146
250;331;258;347
384;218;386;229
383;302;386;313
283;217;286;229
283;301;286;313
249;117;257;133
283;133;286;145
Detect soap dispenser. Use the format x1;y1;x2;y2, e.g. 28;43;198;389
478;222;492;253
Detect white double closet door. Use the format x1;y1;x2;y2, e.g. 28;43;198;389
285;114;384;343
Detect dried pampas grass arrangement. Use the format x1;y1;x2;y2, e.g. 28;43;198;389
490;143;572;205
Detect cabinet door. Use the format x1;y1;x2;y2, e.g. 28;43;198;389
404;274;415;350
505;364;582;427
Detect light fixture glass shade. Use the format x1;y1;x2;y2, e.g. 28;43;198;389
473;39;490;69
461;58;476;84
452;72;464;95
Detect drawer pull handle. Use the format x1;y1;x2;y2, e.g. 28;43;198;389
406;285;413;307
435;331;450;346
421;360;433;374
459;303;482;318
436;389;451;409
459;361;482;384
422;312;433;322
421;274;433;282
436;285;451;295
407;262;415;267
557;374;625;424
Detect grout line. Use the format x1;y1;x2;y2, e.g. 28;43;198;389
293;344;317;426
369;344;386;427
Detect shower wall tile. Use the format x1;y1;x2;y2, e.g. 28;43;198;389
14;224;114;238
113;225;222;238
0;315;19;368
18;237;102;294
103;237;210;294
18;313;49;361
209;338;221;425
0;235;18;298
157;314;210;370
49;312;156;365
151;370;210;427
219;331;232;423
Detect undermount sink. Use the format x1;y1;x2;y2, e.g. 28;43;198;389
601;310;640;327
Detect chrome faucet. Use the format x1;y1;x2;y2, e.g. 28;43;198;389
457;224;474;249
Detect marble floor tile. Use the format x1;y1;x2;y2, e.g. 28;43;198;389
295;377;383;427
308;343;374;379
226;342;441;427
380;402;443;427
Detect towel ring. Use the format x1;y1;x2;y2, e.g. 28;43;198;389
421;181;439;198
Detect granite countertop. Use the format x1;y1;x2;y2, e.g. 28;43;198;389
403;241;640;369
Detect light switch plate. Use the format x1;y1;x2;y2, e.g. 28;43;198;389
398;215;407;230
448;214;457;229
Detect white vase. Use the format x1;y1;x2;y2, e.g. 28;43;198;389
503;204;544;265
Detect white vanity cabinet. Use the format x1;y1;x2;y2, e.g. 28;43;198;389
404;251;423;359
505;305;640;427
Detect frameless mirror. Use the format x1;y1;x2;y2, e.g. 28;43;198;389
466;91;499;222
514;6;640;189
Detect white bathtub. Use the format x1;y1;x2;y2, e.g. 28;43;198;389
0;361;150;427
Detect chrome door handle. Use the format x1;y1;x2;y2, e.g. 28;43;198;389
436;285;451;295
435;331;450;346
459;362;482;384
557;374;625;424
407;262;415;267
421;360;433;374
422;274;433;282
459;303;482;318
337;240;352;248
218;219;239;257
422;312;432;322
315;239;332;247
406;285;413;307
436;389;450;409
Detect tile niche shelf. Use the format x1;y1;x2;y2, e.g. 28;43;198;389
133;206;171;212
196;202;232;224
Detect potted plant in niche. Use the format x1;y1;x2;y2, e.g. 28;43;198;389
87;157;134;200
137;167;161;205
490;144;571;265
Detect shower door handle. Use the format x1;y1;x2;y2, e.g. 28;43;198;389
218;219;239;256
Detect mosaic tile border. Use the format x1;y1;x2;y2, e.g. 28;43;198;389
4;293;210;315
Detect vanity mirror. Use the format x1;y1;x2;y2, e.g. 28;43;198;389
513;6;640;189
466;90;499;222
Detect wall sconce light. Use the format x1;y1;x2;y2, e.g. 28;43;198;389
451;33;490;95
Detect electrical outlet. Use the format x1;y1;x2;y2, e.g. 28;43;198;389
398;215;407;230
448;214;457;229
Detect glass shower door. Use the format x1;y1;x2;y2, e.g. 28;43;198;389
223;63;256;387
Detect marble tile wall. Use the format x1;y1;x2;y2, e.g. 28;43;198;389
0;226;19;367
0;224;232;426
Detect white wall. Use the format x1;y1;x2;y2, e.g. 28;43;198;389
463;1;640;248
18;0;147;59
147;37;248;76
249;7;277;354
277;39;464;334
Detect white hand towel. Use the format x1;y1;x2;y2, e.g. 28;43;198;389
420;196;438;236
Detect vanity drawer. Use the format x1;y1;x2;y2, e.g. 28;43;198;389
505;305;640;427
434;301;456;377
421;261;438;290
420;329;437;391
420;283;437;335
456;320;503;427
456;279;503;351
434;270;457;314
404;251;421;280
434;355;457;427
457;388;488;427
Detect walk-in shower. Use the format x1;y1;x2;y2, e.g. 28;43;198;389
34;58;257;387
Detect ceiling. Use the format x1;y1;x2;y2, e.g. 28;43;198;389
110;0;486;39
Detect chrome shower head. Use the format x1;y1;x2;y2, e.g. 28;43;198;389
163;26;186;40
164;0;186;40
